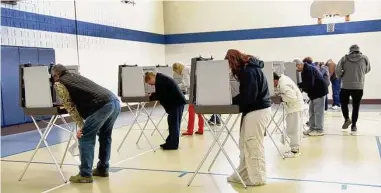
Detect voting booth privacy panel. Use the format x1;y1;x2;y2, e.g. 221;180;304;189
1;46;56;127
18;64;80;183
189;57;239;114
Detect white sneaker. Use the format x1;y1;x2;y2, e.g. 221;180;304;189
284;151;301;158
308;130;324;136
227;175;241;184
331;106;340;110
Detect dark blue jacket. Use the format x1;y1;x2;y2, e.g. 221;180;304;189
149;73;186;113
232;58;271;116
300;63;328;100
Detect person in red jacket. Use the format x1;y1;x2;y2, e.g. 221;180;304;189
172;62;204;135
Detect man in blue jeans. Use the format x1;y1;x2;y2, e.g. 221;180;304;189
326;59;341;110
294;58;328;136
51;64;120;183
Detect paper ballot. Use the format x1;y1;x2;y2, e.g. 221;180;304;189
121;67;146;97
196;60;231;105
69;140;80;156
23;66;53;108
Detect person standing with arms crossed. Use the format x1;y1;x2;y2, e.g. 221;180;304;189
172;62;205;135
336;44;371;134
51;64;120;183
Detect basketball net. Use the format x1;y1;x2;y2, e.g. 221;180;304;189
318;14;350;33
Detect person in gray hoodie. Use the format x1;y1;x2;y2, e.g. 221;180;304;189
336;44;371;134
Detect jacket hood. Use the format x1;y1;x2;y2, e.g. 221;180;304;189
247;57;264;68
345;53;364;62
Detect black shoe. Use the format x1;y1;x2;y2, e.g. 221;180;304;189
351;125;357;135
160;143;178;150
92;168;109;177
342;119;352;129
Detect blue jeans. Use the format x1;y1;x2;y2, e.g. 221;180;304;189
166;105;184;147
331;78;341;107
309;96;325;131
79;100;121;177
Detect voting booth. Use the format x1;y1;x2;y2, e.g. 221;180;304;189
18;64;79;183
187;56;245;187
117;64;166;153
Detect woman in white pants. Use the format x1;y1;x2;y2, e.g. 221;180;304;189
273;72;304;158
225;49;272;186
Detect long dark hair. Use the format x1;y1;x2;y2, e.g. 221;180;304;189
225;49;253;79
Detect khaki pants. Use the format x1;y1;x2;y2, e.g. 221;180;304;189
286;111;303;150
231;107;271;186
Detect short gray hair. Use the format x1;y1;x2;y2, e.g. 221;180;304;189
51;64;67;77
293;58;303;65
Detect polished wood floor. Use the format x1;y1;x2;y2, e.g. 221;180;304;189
1;109;381;193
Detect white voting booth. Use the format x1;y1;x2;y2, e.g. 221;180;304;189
117;65;166;153
187;57;244;187
19;64;79;183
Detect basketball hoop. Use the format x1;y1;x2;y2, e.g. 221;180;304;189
318;14;348;33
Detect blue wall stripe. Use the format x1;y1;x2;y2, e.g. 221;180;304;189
165;19;381;44
1;8;165;44
1;8;381;45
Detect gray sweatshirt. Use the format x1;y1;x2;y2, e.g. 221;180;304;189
336;53;371;90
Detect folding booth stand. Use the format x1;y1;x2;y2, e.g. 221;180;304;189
186;57;246;188
18;64;79;183
117;65;165;152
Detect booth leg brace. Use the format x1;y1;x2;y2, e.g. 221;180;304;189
118;102;165;152
19;115;77;183
187;114;247;188
265;104;286;159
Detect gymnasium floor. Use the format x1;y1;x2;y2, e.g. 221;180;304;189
1;105;381;193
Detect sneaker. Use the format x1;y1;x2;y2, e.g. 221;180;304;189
69;174;93;183
92;168;109;177
331;106;340;110
303;129;313;135
351;125;357;135
227;175;241;184
342;119;352;129
284;151;301;158
308;130;324;136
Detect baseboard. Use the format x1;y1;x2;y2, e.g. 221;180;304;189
327;99;381;104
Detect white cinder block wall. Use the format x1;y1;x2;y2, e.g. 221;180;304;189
164;0;381;100
1;0;165;96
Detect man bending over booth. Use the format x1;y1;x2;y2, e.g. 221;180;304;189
51;64;120;183
145;72;186;150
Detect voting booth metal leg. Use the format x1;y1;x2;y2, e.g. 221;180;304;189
270;103;290;146
150;111;167;136
117;102;156;152
187;114;247;188
207;114;241;171
136;101;166;144
19;115;67;183
266;104;286;159
59;116;79;168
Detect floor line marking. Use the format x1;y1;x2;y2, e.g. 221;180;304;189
178;171;188;177
4;159;381;188
40;135;186;192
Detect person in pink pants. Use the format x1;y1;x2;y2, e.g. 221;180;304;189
172;62;204;135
